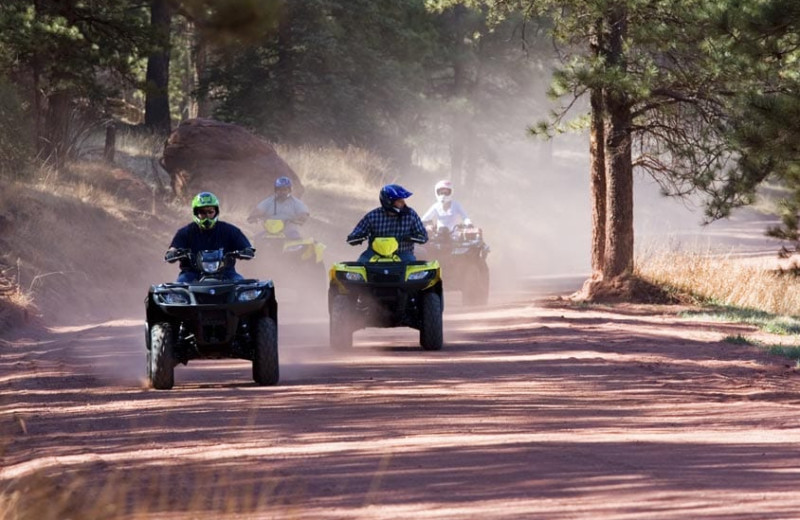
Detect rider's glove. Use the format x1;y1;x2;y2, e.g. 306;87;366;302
164;249;180;263
347;235;365;246
238;247;256;260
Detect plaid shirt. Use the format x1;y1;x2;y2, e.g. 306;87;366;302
347;207;428;254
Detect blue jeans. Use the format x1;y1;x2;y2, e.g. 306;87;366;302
177;270;244;283
357;249;416;263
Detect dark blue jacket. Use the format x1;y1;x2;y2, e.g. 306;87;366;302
169;221;252;274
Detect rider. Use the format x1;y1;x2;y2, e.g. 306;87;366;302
247;176;310;239
165;191;254;282
347;184;428;262
421;180;472;233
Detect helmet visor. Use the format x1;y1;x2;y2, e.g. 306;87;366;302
195;207;217;218
436;188;452;196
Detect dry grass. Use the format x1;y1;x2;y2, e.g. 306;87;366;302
636;249;800;317
276;144;390;201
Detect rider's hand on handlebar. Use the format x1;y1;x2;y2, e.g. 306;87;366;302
164;248;186;263
236;247;256;260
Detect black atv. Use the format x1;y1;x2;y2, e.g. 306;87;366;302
328;237;443;351
145;248;279;390
426;224;490;306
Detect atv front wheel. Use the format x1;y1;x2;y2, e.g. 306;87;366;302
253;316;280;385
150;322;175;390
420;292;443;351
329;294;353;349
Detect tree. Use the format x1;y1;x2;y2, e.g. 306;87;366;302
716;0;800;254
202;0;436;165
523;0;777;298
144;0;172;135
0;0;152;167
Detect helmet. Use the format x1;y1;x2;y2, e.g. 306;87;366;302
192;191;220;230
435;180;453;203
379;184;413;214
274;176;292;200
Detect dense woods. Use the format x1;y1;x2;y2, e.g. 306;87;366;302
0;0;798;293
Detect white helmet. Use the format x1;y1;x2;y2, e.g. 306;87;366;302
435;180;453;203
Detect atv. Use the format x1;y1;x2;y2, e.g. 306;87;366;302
144;248;279;390
253;218;327;293
425;224;490;306
328;237;443;351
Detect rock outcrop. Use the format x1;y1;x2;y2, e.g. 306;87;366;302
162;118;302;208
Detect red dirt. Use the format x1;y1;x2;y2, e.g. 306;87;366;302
3;292;800;519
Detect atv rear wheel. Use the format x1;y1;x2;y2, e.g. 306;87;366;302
253;316;279;385
420;292;443;351
329;294;353;350
150;322;175;390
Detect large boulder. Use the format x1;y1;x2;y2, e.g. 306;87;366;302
162;118;302;209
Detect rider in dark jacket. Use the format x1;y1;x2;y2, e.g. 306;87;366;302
166;192;253;282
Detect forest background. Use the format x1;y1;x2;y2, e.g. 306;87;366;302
1;0;800;325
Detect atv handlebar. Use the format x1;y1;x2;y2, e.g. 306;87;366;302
165;247;256;263
165;248;190;263
235;247;256;260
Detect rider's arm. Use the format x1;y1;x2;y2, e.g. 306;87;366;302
409;211;428;244
167;227;191;266
347;214;371;245
289;198;310;225
453;200;472;226
420;204;437;224
246;197;272;223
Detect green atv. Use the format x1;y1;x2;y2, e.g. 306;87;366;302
328;237;444;351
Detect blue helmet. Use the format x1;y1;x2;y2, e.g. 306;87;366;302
274;176;292;200
379;184;412;213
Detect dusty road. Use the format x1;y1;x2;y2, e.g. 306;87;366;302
2;287;800;519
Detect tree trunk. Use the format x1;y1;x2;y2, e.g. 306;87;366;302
144;0;172;135
588;16;607;276
589;85;606;275
275;11;295;139
449;3;469;189
602;5;634;279
43;90;72;170
194;32;213;118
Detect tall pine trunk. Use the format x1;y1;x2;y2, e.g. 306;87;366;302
602;5;634;279
589;86;607;276
144;0;172;135
589;17;606;277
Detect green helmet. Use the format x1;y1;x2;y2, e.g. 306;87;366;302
191;191;220;230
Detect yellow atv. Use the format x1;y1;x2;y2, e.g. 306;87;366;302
254;218;326;290
328;237;443;350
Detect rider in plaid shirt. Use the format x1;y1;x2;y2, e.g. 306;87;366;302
347;184;428;262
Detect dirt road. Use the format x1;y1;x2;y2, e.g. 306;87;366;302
3;289;800;519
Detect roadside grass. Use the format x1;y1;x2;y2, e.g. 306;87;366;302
637;248;800;363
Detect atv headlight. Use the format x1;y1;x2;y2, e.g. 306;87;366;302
344;271;364;282
237;288;263;302
159;291;190;304
407;270;432;281
201;260;222;273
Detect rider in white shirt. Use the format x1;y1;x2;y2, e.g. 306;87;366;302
421;180;472;232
